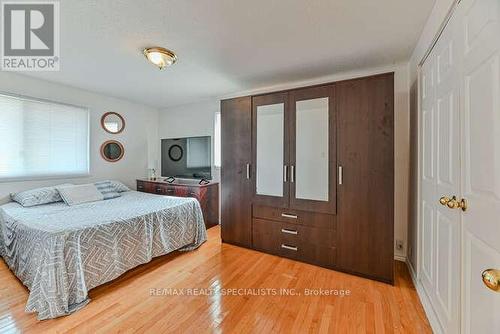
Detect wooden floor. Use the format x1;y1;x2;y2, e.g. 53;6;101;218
0;226;431;333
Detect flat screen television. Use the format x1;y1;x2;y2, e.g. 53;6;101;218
161;136;212;179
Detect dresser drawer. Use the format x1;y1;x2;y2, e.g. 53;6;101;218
137;180;156;193
149;184;174;195
252;205;336;230
137;180;146;191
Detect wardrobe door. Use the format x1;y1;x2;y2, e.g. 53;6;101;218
289;85;336;214
221;97;252;247
336;74;394;283
252;93;290;208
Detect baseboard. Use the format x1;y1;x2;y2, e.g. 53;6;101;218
405;260;443;334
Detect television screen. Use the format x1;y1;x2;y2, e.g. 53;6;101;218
161;136;212;179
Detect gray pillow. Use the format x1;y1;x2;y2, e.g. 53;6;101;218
11;184;72;207
94;181;121;200
107;180;130;192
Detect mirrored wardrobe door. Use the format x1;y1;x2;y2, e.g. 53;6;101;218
252;92;290;208
289;85;336;214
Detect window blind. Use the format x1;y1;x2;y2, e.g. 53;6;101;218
0;93;89;181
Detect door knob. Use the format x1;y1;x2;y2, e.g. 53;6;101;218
446;196;460;209
439;196;450;206
458;198;467;211
482;269;500;292
439;196;467;211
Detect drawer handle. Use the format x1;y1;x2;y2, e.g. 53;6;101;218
281;228;298;235
281;213;298;219
156;187;162;192
281;244;298;251
137;185;144;190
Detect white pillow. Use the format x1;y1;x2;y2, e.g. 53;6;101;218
57;184;104;206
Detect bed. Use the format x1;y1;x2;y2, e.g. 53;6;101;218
0;190;207;320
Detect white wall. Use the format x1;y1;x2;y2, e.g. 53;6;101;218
0;72;159;202
158;99;220;182
159;63;411;260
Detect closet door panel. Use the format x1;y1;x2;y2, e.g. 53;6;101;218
252;93;290;208
289;85;337;214
221;97;252;247
432;13;461;331
418;10;461;333
336;74;394;283
459;0;500;331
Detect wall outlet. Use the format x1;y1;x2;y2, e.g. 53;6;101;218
396;240;404;251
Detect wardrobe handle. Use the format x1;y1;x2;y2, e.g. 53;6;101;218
290;165;295;183
283;165;288;182
281;244;298;251
246;163;251;179
338;166;343;185
281;228;298;235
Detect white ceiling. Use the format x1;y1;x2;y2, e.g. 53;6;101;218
22;0;435;108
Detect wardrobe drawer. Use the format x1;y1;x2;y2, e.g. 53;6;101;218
252;205;336;230
279;240;336;268
252;219;281;255
252;218;336;267
279;223;335;247
279;223;336;267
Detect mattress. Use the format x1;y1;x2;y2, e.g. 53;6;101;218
0;191;207;320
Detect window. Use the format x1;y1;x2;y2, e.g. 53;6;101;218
0;93;89;181
214;111;221;168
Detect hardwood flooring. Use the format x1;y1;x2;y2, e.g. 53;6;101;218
0;226;431;333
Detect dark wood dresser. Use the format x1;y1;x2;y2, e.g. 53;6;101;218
136;179;219;229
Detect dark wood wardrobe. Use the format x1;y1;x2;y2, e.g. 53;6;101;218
221;73;394;284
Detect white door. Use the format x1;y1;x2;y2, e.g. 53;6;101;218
420;7;462;333
457;0;500;332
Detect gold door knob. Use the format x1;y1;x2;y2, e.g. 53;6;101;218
446;196;460;209
439;196;467;211
439;196;450;206
459;198;467;212
482;269;500;292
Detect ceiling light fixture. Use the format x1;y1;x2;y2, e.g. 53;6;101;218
143;47;177;70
